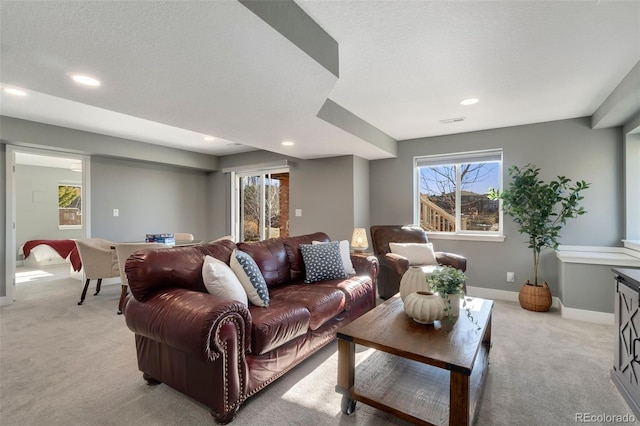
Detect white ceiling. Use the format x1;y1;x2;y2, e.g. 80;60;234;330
1;1;639;161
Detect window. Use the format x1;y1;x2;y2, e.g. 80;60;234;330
415;150;502;238
58;184;82;228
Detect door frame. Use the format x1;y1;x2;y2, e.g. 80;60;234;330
4;145;91;305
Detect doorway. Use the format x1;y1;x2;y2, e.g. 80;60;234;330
233;169;289;242
5;145;90;303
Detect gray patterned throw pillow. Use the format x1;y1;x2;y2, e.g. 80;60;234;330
230;249;269;307
299;240;347;283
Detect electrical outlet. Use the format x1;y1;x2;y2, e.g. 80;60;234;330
113;208;119;217
507;272;515;282
295;209;302;217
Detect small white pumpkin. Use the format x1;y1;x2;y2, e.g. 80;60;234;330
403;291;446;324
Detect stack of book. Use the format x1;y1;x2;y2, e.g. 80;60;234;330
145;233;176;245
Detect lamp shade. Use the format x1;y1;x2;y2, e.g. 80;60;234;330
351;228;369;251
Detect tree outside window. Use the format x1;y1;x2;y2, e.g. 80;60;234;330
58;184;82;227
416;151;502;234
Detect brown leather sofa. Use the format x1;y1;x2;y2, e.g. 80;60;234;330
370;225;467;299
123;232;378;424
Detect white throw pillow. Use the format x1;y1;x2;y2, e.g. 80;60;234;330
312;240;356;275
389;242;438;266
202;255;248;307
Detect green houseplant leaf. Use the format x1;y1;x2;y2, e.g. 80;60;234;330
427;266;466;322
487;164;589;286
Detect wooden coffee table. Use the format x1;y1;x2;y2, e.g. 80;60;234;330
336;294;493;426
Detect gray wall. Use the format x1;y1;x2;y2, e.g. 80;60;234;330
16;165;83;249
370;117;623;297
91;157;211;243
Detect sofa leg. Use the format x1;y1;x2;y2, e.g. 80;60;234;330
117;285;128;315
143;373;161;386
78;278;91;305
211;407;239;425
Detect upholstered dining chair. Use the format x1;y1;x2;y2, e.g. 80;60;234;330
75;238;120;306
370;225;468;299
115;242;170;314
173;232;194;241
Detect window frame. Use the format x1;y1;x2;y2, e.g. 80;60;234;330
231;167;290;242
414;149;505;242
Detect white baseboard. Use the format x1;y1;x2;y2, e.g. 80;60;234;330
559;301;614;325
466;285;612;324
466;286;519;303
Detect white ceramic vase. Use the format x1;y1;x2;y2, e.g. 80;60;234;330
444;294;461;317
399;265;442;301
403;291;446;324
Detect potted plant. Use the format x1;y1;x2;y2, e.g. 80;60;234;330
427;266;466;320
488;164;589;312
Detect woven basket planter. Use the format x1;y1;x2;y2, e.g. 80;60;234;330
518;281;552;312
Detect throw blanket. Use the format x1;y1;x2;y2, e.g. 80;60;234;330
22;240;82;271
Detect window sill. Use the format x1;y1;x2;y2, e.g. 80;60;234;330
58;225;82;230
426;233;505;243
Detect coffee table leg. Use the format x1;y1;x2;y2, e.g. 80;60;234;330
337;339;356;414
450;371;470;426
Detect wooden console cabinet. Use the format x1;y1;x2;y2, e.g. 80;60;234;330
612;267;640;418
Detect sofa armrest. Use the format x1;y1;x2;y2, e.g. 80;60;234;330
382;252;411;276
125;288;252;362
351;254;379;282
435;251;467;272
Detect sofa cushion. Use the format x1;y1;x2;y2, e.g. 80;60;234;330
312;276;374;314
237;239;291;288
230;249;270;307
249;299;310;355
300;241;347;283
202;255;248;307
282;232;330;282
269;285;345;330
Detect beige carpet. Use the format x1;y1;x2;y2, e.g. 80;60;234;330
1;265;638;426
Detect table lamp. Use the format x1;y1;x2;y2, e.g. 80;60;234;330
351;228;369;252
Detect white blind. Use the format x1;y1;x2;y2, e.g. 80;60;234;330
415;149;502;168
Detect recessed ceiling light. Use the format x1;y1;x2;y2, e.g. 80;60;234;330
3;87;27;96
69;73;101;87
460;98;479;106
203;136;215;141
281;141;294;146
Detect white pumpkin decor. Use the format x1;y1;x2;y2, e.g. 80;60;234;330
403;291;446;324
399;265;442;301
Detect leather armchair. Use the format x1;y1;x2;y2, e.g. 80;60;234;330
370;225;467;299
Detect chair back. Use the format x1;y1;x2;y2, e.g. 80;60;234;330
173;233;194;241
370;225;429;255
75;238;119;279
115;243;170;286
